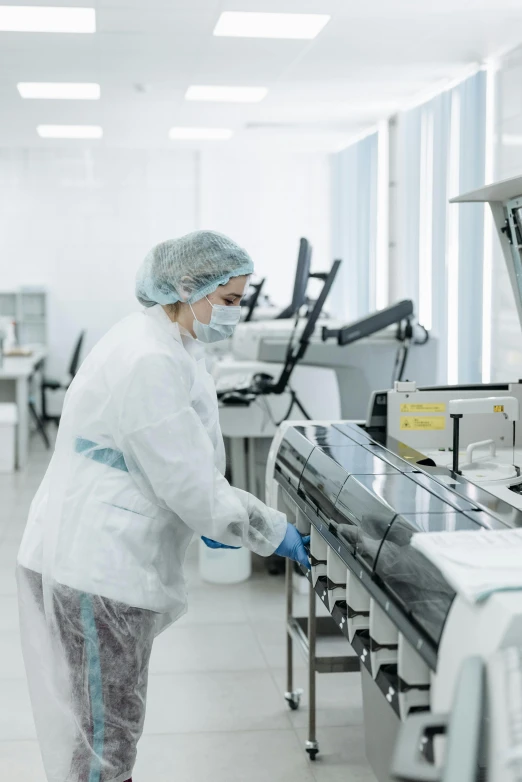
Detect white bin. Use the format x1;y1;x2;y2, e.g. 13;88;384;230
0;403;17;473
198;540;252;584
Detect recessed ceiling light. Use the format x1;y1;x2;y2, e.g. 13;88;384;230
185;85;268;103
37;125;103;139
169;127;233;141
0;6;95;33
213;12;330;40
18;82;100;100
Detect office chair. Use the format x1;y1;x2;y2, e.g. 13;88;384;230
41;331;86;425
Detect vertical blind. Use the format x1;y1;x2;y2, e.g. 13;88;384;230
331;132;378;321
331;71;487;383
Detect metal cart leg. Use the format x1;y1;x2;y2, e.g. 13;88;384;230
306;576;320;760
284;558;303;711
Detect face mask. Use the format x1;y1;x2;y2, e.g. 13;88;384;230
190;296;241;343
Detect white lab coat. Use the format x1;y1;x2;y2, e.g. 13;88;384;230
18;304;286;619
16;304;287;782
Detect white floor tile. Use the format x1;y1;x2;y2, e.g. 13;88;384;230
143;670;292;735
0;679;37;740
0;541;21;567
295;726;376;782
271;669;365;729
134;730;316;782
0;631;26;679
177;581;248;626
0;740;46;781
0;566;17;596
3;524;25;545
149;622;266;674
0;595;20;632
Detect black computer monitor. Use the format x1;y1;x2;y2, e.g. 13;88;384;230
276;238;312;319
270;259;341;394
243;278;265;323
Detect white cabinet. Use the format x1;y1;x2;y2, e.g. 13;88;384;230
0;289;47;346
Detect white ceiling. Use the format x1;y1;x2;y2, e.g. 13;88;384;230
1;0;522;152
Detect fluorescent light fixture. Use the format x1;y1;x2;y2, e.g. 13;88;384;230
18;82;100;100
213;12;330;40
0;6;95;33
169;127;233;141
185;85;267;103
37;125;103;139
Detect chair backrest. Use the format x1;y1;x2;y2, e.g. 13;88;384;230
68;331;86;379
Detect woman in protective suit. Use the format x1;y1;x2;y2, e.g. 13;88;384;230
17;230;309;782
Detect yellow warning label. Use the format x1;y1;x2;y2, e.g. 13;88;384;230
494;405;505;413
400;416;446;431
400;403;446;414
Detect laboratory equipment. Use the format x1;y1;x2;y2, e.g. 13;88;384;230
266;418;522;781
276;236;312;319
226;303;437;420
217;260;342;494
363;175;522;511
270;175;522;781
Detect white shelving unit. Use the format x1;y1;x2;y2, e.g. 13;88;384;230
0;288;47;346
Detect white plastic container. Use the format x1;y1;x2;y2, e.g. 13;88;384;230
0;403;18;473
198;540;252;584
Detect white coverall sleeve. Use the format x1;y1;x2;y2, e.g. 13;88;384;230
115;351;287;556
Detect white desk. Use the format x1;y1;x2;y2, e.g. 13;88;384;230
0;347;47;469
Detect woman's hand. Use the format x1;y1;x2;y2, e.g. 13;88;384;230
274;524;311;569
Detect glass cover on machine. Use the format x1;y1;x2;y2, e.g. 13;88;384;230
299;446;401;523
361;442;418;472
333;422;375;445
276;426;315;489
334;473;462;571
302;424;356;449
408;471;477;512
374;511;484;646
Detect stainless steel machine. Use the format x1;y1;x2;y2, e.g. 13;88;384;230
263;176;522;782
266;420;522;782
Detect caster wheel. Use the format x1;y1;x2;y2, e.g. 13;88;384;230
284;690;303;711
306;741;319;761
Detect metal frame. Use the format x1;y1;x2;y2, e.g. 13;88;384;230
278;467;439;670
284;557;360;761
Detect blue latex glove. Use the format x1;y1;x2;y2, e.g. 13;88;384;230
201;536;241;550
275;524;311;569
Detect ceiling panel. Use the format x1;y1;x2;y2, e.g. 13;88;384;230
1;0;522;150
223;0;522;17
190;37;307;84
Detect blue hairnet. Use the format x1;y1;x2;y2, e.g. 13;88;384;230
136;230;254;307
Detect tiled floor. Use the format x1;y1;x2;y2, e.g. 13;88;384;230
0;435;375;782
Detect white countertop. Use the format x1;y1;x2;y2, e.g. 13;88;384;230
0;346;47;379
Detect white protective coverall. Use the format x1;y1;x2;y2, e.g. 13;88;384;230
17;304;287;782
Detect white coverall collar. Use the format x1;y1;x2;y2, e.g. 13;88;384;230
143;304;206;360
143;304;184;344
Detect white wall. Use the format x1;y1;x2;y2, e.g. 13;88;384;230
199;147;331;310
0;148;198;377
491;45;522;381
0;146;331;378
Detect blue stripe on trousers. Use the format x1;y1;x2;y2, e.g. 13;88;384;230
80;594;105;782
